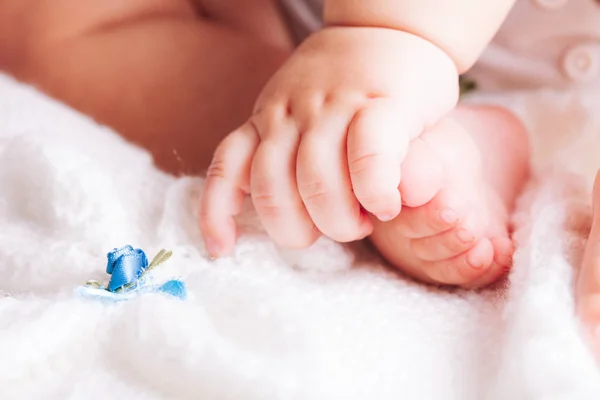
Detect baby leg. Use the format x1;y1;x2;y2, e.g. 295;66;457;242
577;170;600;358
370;105;530;288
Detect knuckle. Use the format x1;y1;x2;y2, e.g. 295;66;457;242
322;92;336;105
299;180;329;207
252;107;292;140
304;92;327;114
351;107;372;130
252;197;282;220
348;152;382;176
206;158;228;180
251;182;283;218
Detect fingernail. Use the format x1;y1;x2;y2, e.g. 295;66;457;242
204;237;221;258
440;209;458;224
375;213;396;222
456;228;474;243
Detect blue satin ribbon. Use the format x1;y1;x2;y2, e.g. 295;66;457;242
76;245;187;302
106;245;148;292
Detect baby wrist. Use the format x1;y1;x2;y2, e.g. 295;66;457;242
323;0;516;73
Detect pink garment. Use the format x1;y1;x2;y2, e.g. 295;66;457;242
279;0;600;91
468;0;600;90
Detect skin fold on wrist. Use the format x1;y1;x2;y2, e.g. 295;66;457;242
323;0;517;73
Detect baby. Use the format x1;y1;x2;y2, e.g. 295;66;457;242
3;1;600;338
199;0;530;288
0;0;538;288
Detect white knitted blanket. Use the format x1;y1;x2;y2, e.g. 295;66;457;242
1;73;600;399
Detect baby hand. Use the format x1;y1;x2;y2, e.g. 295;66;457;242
200;27;459;256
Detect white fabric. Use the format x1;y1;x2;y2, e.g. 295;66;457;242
1;73;600;399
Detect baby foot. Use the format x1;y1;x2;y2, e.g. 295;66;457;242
577;170;600;358
199;27;459;257
369;106;530;288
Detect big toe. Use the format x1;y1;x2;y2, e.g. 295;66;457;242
463;237;513;288
422;238;495;286
399;137;444;208
377;188;463;239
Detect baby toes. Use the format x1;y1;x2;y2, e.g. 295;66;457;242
380;190;461;239
491;237;513;268
423;238;495;286
410;227;478;261
399;136;445;208
461;237;513;288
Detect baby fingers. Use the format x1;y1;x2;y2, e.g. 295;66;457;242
296;107;373;242
199;123;259;258
347;99;421;222
250;112;320;249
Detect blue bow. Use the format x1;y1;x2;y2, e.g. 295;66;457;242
106;245;149;292
76;245;186;302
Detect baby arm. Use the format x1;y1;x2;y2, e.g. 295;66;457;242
324;0;517;73
200;0;518;258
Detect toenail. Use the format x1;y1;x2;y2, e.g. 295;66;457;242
467;251;484;269
456;229;474;243
440;209;458;224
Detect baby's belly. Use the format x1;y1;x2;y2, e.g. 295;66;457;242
467;0;600;91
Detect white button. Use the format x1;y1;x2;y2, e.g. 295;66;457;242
532;0;568;11
562;43;600;82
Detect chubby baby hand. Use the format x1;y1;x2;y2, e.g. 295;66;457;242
199;27;459;256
